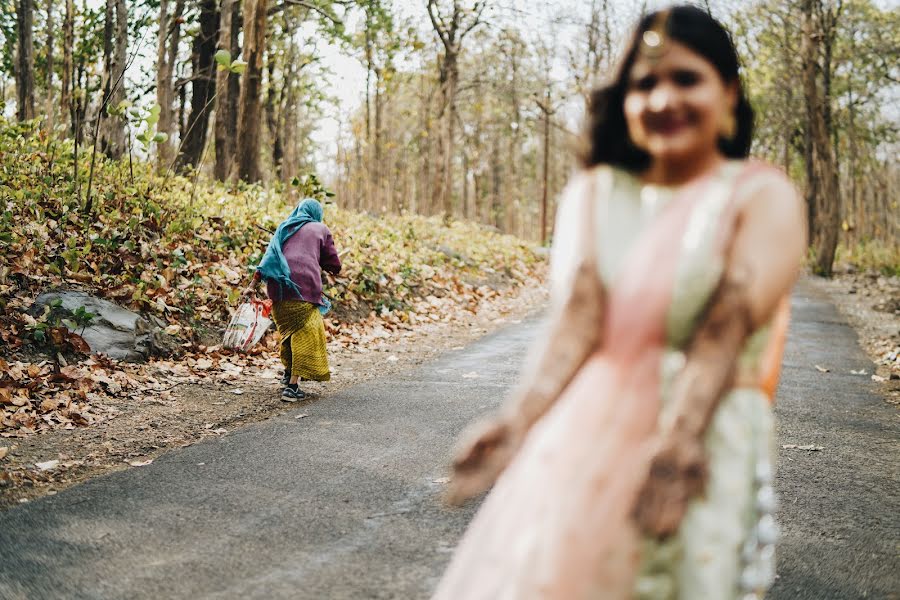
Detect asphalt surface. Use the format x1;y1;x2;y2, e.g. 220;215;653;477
1;279;897;599
769;279;898;600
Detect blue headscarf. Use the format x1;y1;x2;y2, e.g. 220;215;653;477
256;199;324;299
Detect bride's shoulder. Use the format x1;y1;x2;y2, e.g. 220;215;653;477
734;159;797;194
559;165;619;206
732;159;805;239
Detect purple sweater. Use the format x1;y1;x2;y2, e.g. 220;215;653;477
265;222;342;304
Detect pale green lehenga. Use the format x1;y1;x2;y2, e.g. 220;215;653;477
631;165;778;600
434;161;787;600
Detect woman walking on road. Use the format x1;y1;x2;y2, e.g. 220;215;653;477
245;199;342;401
437;6;804;599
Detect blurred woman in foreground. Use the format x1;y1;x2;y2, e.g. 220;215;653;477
436;6;804;599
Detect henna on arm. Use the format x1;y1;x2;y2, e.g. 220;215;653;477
445;262;606;505
506;260;607;431
632;268;755;537
668;270;754;438
446;173;607;505
633;171;805;538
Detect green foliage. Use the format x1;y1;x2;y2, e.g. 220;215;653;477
291;173;335;201
63;305;97;333
0;1;16;76
214;49;247;74
835;241;900;277
130;103;168;148
735;0;899;177
21;300;93;355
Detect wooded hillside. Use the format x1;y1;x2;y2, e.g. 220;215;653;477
0;0;897;274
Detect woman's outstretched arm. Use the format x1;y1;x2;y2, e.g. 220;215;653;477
319;227;342;274
447;171;608;505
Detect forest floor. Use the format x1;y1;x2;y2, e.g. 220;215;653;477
817;268;900;408
0;281;547;509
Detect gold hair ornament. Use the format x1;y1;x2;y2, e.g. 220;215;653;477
640;10;671;62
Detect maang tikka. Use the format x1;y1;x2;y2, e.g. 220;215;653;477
639;10;670;63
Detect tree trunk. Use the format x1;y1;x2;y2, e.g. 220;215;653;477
178;77;187;141
232;0;268;182
540;91;551;246
264;51;280;176
801;0;840;276
74;61;87;147
437;50;458;220
99;0;127;160
374;68;384;210
490;136;501;229
506;54;521;234
418;78;431;215
61;0;74;136
15;0;35;122
801;0;818;246
177;0;218;170
280;90;298;184
169;0;185;144
44;0;55;132
276;10;298;183
155;0;174;169
425;0;484;220
213;0;240;181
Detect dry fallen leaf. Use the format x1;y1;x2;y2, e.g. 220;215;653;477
782;444;824;451
295;414;309;419
0;446;8;460
871;374;887;383
814;365;830;373
194;358;214;371
127;459;154;467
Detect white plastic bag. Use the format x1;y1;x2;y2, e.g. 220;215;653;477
223;299;273;351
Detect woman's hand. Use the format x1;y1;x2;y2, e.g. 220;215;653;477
240;272;261;301
240;282;258;301
632;432;708;538
445;416;523;506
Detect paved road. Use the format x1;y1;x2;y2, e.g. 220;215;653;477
1;279;897;599
770;279;898;600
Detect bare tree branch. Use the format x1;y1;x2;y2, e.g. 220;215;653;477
268;0;344;26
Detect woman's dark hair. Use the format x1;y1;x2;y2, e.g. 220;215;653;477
581;5;754;171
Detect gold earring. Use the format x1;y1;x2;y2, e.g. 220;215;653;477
720;111;737;141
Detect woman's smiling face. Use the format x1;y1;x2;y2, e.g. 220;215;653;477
623;39;736;165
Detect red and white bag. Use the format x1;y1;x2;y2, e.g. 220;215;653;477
223;298;273;351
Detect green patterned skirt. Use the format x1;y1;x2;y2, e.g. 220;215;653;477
271;300;331;382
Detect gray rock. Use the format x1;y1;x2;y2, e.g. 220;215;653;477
33;291;153;362
434;245;471;264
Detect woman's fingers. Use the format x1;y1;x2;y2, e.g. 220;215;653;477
632;436;708;538
445;419;518;505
